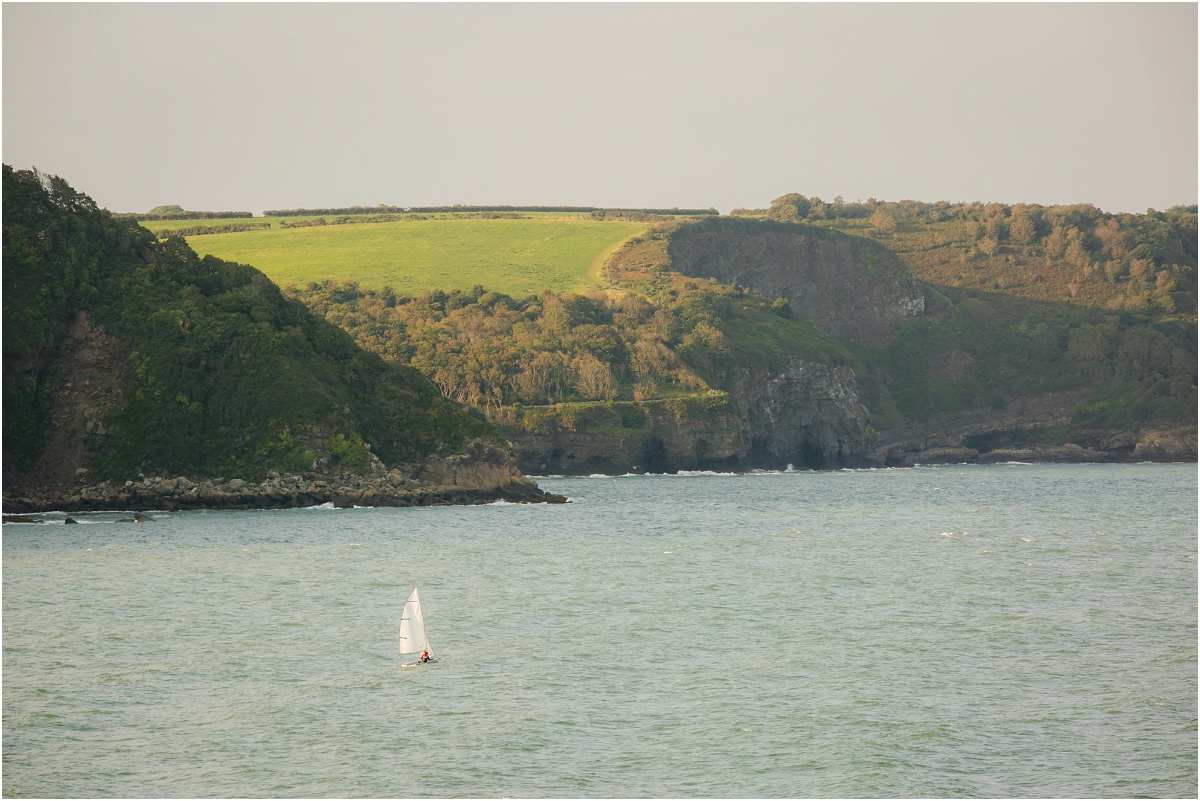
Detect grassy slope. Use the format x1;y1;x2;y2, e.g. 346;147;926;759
161;217;647;298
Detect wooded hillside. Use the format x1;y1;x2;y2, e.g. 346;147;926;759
3;166;498;489
741;193;1197;317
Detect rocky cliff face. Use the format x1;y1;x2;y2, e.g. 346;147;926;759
872;390;1197;466
502;397;743;475
500;357;875;475
667;217;924;345
496;219;899;474
725;357;874;469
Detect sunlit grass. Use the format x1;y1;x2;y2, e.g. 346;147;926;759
166;217;649;297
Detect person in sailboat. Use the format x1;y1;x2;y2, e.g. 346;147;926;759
421;650;431;663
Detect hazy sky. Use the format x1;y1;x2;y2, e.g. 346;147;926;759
4;3;1196;214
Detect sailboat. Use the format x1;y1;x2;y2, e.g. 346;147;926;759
398;586;435;665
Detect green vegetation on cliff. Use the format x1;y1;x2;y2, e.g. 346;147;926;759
854;286;1196;432
3;166;497;486
285;222;851;420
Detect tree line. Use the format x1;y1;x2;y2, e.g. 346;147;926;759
154;222;272;238
276;212;527;229
117;206;254;221
265;204;720;217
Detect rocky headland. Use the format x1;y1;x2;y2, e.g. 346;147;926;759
878;429;1196;467
500;215;1195;474
871;389;1197;466
2;439;566;515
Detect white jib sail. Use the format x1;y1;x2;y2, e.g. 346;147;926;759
398;586;431;661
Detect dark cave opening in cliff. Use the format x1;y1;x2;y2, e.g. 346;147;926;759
641;435;668;474
798;441;826;470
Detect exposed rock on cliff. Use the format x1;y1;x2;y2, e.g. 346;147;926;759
498;358;874;475
725;358;874;469
873;389;1197;465
11;310;128;497
873;390;1089;463
503;396;743;475
666;217;925;345
1130;430;1198;462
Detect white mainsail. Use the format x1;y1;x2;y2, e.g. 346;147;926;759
398;586;432;663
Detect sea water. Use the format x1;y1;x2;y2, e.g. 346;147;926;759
3;463;1196;798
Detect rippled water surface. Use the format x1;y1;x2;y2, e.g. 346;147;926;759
4;464;1196;797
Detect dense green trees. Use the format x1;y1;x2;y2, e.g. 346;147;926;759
858;287;1197;430
266;205;720;218
3;166;496;484
288;283;714;410
287;269;851;419
153;222;271;237
116;209;253;221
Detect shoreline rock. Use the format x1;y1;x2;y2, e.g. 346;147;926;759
2;475;567;515
878;431;1195;468
4;430;1192;513
2;440;567;514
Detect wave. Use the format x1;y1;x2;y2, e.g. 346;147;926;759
543;465;923;479
910;462;977;468
7;511;173;524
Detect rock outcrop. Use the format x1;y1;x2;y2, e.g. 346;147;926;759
872;390;1197;465
8;310;127;493
2;439;565;514
724;357;874;469
666;217;925;345
415;439;544;493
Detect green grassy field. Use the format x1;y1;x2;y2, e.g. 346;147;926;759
158;216;648;297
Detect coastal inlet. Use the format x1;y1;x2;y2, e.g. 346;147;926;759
3;464;1195;798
